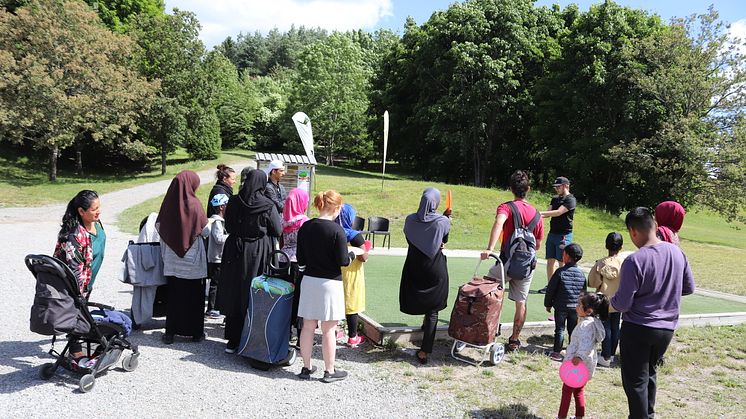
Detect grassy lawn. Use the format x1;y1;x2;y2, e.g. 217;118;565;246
363;256;746;327
361;323;746;418
117;164;746;295
0;147;253;208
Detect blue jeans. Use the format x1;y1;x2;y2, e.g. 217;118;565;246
553;308;578;353
602;311;621;359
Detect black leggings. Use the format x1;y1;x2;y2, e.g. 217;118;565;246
346;314;359;338
420;310;439;354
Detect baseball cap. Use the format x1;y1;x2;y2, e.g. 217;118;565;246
552;176;570;186
210;193;229;207
264;160;285;174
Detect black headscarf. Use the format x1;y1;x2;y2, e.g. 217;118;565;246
237;169;275;215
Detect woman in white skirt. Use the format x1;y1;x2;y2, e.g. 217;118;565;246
296;190;355;383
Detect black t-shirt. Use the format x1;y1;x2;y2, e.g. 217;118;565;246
296;218;353;280
549;193;576;234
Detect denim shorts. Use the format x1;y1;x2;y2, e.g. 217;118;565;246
546;232;573;260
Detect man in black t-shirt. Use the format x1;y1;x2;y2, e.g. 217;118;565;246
538;176;577;294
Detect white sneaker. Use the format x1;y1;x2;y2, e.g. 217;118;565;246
597;356;612;367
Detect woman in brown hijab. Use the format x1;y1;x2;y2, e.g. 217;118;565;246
157;171;209;344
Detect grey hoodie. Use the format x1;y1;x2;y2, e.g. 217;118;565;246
564;316;606;379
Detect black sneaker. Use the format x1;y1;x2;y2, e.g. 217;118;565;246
161;334;174;344
297;366;317;380
321;369;348;383
537;286;548;294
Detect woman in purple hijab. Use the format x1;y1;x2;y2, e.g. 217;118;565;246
399;187;451;364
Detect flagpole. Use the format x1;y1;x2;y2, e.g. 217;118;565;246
381;111;387;192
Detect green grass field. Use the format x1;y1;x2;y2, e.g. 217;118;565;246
0;147;253;208
117;164;746;295
369;323;746;417
363;256;746;327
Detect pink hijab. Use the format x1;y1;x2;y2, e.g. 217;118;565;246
282;188;309;234
655;201;685;244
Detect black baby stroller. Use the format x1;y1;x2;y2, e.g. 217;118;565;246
26;254;139;392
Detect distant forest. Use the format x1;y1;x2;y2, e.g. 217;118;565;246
0;0;744;219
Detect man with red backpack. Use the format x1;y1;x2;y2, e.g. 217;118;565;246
481;170;544;352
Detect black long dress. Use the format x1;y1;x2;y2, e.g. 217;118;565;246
216;195;282;346
399;235;449;315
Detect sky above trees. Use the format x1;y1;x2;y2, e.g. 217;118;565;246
164;0;746;48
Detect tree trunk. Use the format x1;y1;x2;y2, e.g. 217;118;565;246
75;142;83;174
161;139;167;175
473;142;482;187
49;145;58;182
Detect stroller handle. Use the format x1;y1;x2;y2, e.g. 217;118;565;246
473;252;505;289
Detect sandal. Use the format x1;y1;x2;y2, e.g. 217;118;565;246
506;339;521;352
416;350;429;365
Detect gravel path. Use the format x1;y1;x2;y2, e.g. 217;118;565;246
0;164;461;418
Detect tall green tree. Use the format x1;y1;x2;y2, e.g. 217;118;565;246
131;8;211;172
0;0;156;180
203;51;259;150
380;0;564;185
83;0;164;31
251;68;294;151
613;7;746;219
532;1;665;211
287;33;371;164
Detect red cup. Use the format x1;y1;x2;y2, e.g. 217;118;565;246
364;240;372;252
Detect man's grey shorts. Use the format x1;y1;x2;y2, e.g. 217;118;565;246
486;264;535;302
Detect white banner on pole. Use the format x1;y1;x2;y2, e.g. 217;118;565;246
382;110;389;191
292;112;316;165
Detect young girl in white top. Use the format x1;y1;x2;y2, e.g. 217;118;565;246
556;293;609;419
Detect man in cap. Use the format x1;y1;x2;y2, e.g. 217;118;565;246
264;159;287;214
538;176;576;295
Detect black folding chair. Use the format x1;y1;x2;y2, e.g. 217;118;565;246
367;216;390;249
352;216;370;238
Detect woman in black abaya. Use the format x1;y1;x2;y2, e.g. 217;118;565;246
217;169;282;353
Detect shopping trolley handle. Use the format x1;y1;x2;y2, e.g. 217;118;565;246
473;252;505;288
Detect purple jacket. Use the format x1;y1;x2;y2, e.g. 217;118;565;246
611;242;695;330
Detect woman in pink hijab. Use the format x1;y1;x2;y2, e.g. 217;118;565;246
655;201;686;246
280;188;310;341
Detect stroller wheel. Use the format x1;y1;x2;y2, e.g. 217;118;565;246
489;343;505;366
79;374;95;393
282;348;297;366
39;363;56;380
122;353;139;372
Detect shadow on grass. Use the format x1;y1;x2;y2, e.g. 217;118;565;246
317;165;401;180
468;404;542;419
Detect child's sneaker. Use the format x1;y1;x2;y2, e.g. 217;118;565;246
321;369;348;383
597;356;612;367
347;335;365;347
335;329;346;341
